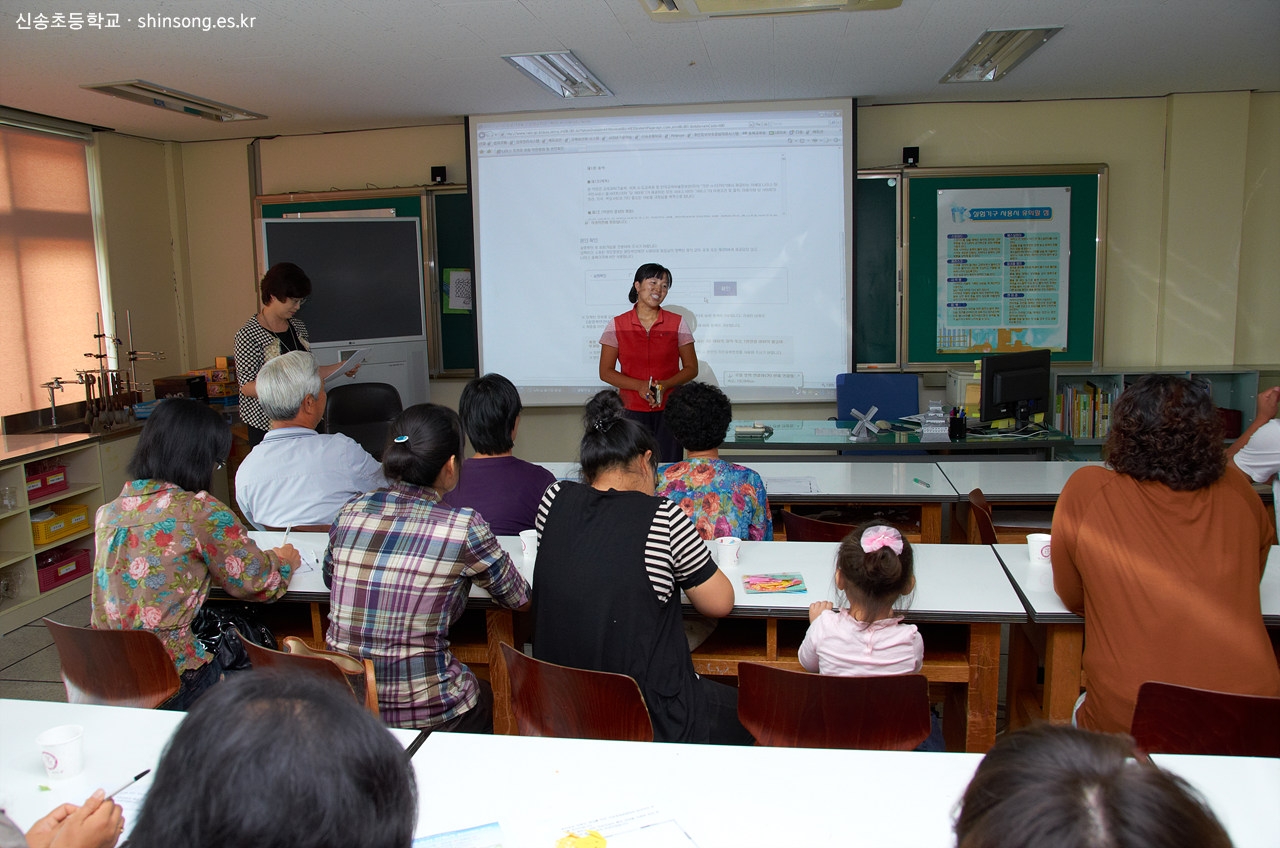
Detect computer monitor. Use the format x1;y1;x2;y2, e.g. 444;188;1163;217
979;349;1052;427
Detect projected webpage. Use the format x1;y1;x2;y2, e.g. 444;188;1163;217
473;103;851;405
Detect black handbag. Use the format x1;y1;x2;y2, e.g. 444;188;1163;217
191;602;277;671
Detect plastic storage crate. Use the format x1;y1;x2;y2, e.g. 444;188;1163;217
36;545;92;592
31;504;90;545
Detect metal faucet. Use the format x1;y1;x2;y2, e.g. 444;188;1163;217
39;377;67;428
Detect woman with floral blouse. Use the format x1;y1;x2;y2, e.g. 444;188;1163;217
91;398;300;708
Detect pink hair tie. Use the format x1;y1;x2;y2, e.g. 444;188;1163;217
860;525;903;555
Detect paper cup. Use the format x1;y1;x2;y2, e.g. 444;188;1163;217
518;529;538;563
1027;533;1052;567
715;536;741;568
37;724;84;779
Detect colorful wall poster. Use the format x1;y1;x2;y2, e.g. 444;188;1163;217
935;187;1070;354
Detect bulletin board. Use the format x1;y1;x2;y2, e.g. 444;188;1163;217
901;165;1106;368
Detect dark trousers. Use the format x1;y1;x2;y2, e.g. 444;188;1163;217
623;408;682;464
422;678;494;735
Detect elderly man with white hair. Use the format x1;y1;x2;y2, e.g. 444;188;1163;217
235;351;386;529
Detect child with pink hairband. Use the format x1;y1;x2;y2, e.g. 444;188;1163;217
799;522;922;678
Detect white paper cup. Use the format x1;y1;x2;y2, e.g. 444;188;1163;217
715;536;741;568
37;724;84;779
1027;533;1052;567
518;529;538;563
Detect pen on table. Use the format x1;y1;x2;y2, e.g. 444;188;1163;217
106;769;151;800
404;729;430;761
912;477;932;488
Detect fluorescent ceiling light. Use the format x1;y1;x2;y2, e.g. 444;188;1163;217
940;27;1062;84
81;79;266;122
503;52;612;98
641;0;901;21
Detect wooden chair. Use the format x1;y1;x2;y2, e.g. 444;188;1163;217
237;630;379;717
1130;680;1280;757
737;661;931;750
44;619;180;708
966;489;1000;545
778;510;855;543
500;642;653;742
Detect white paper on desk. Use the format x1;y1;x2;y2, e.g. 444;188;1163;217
763;475;819;494
323;349;370;385
413;821;504;847
111;778;152;843
294;548;318;574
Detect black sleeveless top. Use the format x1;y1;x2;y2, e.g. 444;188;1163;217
532;482;707;743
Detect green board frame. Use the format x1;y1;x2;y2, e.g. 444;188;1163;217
903;165;1106;368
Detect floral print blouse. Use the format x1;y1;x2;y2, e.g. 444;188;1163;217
656;458;773;541
91;480;292;674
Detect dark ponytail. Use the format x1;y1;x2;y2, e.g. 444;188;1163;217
381;404;464;487
580;390;658;484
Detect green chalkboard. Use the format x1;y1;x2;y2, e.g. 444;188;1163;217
854;174;899;366
903;166;1105;367
433;192;478;372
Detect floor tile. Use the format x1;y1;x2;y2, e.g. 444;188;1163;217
0;679;66;702
0;644;63;683
0;625;54;672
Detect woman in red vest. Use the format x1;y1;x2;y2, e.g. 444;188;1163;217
598;262;699;462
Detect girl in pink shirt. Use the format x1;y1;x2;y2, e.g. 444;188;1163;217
799;523;922;677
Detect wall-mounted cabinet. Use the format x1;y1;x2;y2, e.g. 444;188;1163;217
0;436;104;634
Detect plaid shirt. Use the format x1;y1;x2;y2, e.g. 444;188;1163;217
324;482;530;728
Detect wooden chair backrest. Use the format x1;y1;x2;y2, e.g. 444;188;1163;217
1130;680;1280;757
966;488;1000;545
44;618;180;709
237;630;379;717
779;510;855;543
737;662;931;750
282;636;379;718
500;642;653;742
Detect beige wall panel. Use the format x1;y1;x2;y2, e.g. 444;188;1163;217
1158;93;1251;365
257;125;466;195
94;133;183;388
179;140;256;368
1236;93;1280;369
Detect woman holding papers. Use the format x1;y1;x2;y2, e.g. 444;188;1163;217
1051;374;1278;734
598;262;699;462
234;262;359;446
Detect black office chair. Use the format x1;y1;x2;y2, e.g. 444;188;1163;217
323;382;402;460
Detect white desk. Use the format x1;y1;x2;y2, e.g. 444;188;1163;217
533;461;581;481
993;544;1280;728
938;460;1103;502
759;461;957;543
6;702;1276;848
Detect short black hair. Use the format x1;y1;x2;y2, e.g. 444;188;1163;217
127;398;231;493
627;262;672;304
580;390;658;483
664;382;731;452
459;373;521;455
260;262;312;305
382;403;464;487
955;724;1230;848
127;670;418;848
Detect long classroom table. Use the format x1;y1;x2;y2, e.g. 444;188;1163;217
4;699;1278;848
258;533;1027;753
721;419;1074;459
994;543;1280;728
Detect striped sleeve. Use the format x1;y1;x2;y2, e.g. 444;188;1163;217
646;499;716;602
534;480;563;538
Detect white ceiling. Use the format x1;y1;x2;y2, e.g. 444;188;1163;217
2;0;1278;143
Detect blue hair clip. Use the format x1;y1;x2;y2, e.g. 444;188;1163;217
393;435;409;443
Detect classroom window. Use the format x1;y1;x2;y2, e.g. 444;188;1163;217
0;126;107;419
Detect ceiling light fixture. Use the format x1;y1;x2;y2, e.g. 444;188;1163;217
80;79;266;122
940;27;1062;84
641;0;901;21
503;52;612;98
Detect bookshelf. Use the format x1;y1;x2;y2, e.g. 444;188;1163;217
1052;367;1258;450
